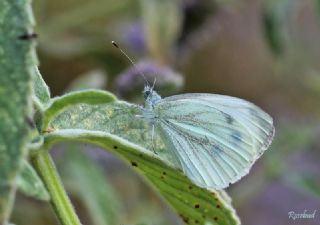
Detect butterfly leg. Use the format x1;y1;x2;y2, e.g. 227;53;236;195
151;124;157;155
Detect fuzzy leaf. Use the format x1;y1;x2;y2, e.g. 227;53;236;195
41;90;240;225
17;160;50;201
32;67;51;109
0;0;36;222
45;130;240;225
42;90;116;130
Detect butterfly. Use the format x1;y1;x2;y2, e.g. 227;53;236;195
112;41;275;190
139;85;274;190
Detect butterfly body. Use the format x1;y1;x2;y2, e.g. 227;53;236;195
142;86;161;123
140;85;274;190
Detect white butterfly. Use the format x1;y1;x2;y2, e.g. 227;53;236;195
111;41;275;190
140;85;274;190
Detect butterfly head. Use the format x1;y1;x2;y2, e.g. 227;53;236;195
111;42;162;108
143;85;161;108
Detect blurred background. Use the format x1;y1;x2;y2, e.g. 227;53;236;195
12;0;320;224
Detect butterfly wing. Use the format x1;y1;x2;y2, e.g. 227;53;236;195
154;94;274;190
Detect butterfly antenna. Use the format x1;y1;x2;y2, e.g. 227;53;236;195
151;77;157;92
111;41;150;86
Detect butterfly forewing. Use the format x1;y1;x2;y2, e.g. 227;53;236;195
154;94;274;190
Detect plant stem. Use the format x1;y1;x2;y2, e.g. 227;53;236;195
32;151;82;225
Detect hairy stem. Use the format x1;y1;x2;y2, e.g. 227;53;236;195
32;151;82;225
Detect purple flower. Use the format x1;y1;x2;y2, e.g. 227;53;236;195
114;60;184;101
120;22;146;53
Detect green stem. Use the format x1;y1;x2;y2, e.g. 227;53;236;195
32;151;82;225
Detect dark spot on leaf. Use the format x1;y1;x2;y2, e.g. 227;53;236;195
216;204;221;209
183;217;189;223
195;219;199;224
188;185;193;190
194;204;200;208
180;214;189;224
131;161;138;167
214;217;218;221
113;146;118;149
18;32;38;40
162;171;166;175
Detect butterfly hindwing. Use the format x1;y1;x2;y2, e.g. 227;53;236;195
154;94;274;190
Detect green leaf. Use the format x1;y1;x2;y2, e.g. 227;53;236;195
64;70;107;92
42;90;117;130
41;91;240;225
287;173;320;199
44;130;240;225
140;0;182;62
263;0;309;56
262;0;286;55
60;145;121;225
316;0;320;19
0;0;36;223
32;66;51;109
263;8;283;55
16;160;50;201
262;0;297;56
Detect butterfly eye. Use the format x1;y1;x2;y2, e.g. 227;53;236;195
144;90;151;99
